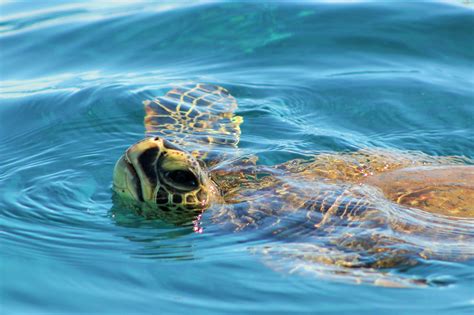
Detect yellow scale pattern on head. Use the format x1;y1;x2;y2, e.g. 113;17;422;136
143;83;243;165
146;138;212;211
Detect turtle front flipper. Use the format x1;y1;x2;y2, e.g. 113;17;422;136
144;83;243;166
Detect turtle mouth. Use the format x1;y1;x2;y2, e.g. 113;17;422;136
124;155;144;202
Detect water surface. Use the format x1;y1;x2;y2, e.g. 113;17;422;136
1;1;474;314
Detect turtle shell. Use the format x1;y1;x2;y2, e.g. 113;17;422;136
365;165;474;218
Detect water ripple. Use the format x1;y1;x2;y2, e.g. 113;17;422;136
1;1;473;313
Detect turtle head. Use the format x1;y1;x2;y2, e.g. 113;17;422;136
113;137;216;213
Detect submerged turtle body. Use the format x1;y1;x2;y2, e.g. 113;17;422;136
113;84;474;287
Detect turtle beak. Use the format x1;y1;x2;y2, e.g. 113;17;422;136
113;154;144;202
124;139;160;202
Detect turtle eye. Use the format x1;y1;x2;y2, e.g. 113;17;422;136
164;170;198;189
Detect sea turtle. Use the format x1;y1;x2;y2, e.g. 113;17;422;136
113;84;474;287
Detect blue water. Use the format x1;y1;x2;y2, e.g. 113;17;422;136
1;1;474;314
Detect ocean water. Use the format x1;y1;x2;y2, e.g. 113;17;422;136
1;1;474;314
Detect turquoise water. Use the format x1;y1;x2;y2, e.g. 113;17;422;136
1;1;474;314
